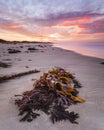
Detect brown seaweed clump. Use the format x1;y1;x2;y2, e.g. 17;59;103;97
15;67;85;124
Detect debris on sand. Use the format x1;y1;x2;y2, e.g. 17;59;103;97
0;69;40;83
15;67;85;124
0;61;11;68
8;49;21;54
28;47;38;51
100;62;104;65
27;47;39;52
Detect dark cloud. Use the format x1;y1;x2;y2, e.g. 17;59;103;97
27;11;104;26
46;11;103;21
0;0;104;42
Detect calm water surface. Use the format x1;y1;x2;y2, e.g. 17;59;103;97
54;42;104;59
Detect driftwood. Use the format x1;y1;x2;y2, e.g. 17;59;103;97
15;67;85;124
0;69;40;83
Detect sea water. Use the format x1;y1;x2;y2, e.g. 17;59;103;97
54;42;104;59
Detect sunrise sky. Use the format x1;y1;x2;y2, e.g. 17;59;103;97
0;0;104;44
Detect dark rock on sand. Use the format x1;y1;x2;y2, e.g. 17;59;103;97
28;59;32;61
2;59;11;61
25;66;29;68
28;47;38;51
38;45;44;48
28;47;37;50
100;62;104;65
8;49;21;54
20;46;23;48
0;61;11;68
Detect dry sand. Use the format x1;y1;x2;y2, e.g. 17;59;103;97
0;43;104;130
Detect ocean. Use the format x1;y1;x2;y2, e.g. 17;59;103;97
53;42;104;59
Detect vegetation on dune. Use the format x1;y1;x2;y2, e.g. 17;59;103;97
0;39;7;43
15;67;85;124
0;38;52;44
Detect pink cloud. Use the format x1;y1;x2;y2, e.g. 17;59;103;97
78;18;104;33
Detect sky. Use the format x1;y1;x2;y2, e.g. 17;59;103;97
0;0;104;44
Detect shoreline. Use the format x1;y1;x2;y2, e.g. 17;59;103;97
0;41;104;60
53;46;104;60
53;43;104;60
0;43;104;130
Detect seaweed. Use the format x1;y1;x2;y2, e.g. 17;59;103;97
50;105;79;124
15;67;85;124
0;69;40;83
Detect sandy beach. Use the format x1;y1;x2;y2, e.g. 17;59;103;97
0;43;104;130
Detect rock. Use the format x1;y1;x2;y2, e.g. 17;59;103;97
27;47;38;53
8;49;21;54
0;61;11;68
28;47;38;51
100;62;104;65
28;59;32;61
25;66;29;68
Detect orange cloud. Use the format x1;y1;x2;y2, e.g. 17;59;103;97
0;14;104;43
2;24;24;29
58;17;91;26
9;24;24;29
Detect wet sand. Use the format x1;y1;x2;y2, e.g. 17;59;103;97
0;43;104;130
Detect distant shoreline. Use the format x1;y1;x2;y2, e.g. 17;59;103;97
0;39;103;60
0;39;52;44
53;46;104;60
53;43;104;60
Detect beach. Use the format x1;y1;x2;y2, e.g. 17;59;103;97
0;42;104;130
